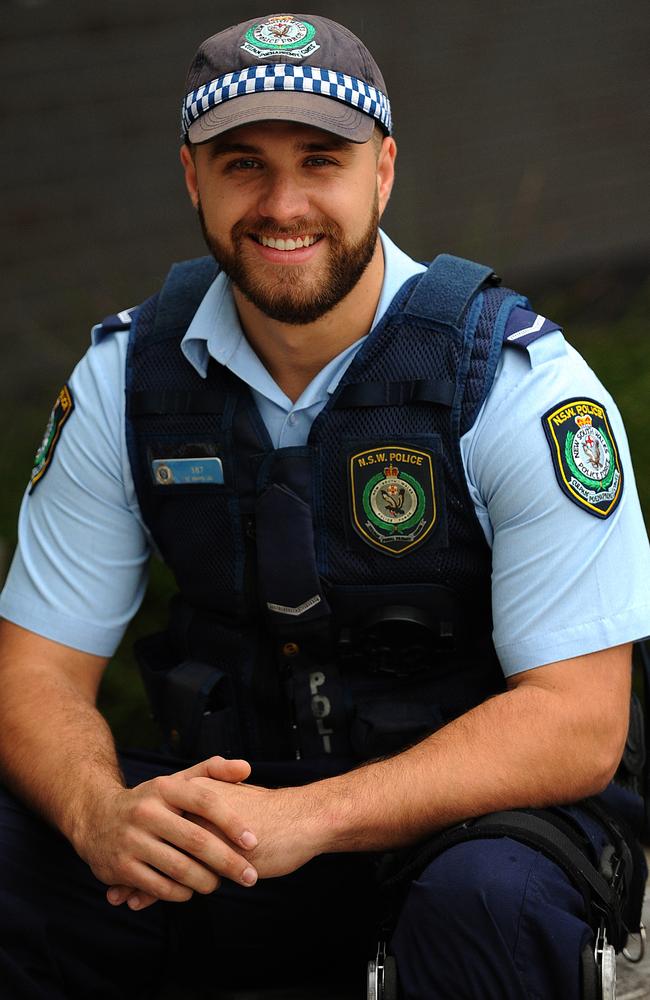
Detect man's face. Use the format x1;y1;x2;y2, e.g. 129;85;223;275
181;121;395;325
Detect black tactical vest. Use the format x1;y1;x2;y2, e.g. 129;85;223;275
118;253;547;770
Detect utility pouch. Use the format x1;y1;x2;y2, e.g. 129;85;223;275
350;698;442;759
135;633;241;759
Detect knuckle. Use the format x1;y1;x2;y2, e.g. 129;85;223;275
192;785;213;812
184;825;209;855
167;854;191;883
152;774;172;797
225;853;247;881
131;798;154;824
154;878;180;902
197;873;220;895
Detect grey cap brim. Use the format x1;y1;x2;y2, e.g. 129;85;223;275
187;90;375;144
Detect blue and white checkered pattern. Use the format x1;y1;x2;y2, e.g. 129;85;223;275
181;64;392;137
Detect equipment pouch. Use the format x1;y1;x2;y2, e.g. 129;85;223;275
135;633;241;759
350;698;442;759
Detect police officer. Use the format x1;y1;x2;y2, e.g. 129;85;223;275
0;13;649;1000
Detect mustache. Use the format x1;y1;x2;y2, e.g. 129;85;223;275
232;218;342;241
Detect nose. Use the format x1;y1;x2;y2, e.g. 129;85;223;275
256;169;310;226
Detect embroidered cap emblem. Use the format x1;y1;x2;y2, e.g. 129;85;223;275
542;398;623;518
350;446;436;557
242;15;320;59
29;384;75;493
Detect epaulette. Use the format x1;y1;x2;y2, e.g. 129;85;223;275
503;306;562;350
98;307;136;334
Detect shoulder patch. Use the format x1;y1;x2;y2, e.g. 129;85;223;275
504;307;562;349
29;385;75;493
542;398;623;518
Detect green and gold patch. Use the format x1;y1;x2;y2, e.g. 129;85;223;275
542;397;623;518
29;384;75;493
349;445;437;556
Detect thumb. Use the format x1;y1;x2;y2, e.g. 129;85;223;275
178;755;252;783
205;756;252;783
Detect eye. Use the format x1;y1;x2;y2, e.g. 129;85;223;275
304;156;337;168
226;158;263;172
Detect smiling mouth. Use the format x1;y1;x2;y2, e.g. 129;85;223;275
251;234;324;251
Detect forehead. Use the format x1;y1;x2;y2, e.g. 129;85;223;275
199;120;359;154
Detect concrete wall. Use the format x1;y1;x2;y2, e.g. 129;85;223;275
2;0;648;401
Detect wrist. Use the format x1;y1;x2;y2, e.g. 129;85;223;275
64;776;126;856
299;774;360;854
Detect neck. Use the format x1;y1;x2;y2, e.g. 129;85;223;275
232;237;385;402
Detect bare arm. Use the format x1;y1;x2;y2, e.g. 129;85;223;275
0;620;260;904
317;643;632;851
0;619;118;835
183;644;632;875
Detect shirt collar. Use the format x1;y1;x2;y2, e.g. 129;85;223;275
180;230;426;404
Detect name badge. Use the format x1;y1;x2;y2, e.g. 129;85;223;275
151;457;224;486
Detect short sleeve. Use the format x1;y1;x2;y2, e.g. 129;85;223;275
462;332;650;675
0;331;151;656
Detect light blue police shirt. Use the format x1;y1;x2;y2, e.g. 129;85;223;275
2;231;649;675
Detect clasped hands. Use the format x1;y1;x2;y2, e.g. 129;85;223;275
75;756;319;912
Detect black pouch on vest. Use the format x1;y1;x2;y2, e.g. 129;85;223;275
350;698;443;759
135;633;241;759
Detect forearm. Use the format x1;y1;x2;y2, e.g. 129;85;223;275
0;623;122;847
0;623;265;903
309;650;630;854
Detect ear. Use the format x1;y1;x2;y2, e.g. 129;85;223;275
180;144;199;209
376;136;397;217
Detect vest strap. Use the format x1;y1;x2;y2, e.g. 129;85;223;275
333;378;455;409
152;256;218;341
405;253;500;329
128;389;225;417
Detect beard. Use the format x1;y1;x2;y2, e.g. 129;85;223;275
197;197;380;325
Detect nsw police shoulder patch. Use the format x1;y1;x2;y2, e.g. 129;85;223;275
542;397;623;518
349;445;437;557
29;384;75;493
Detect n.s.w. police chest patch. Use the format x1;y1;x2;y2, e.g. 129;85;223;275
542;398;623;518
349;445;437;556
29;384;75;493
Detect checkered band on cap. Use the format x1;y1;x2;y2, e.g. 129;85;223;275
181;63;392;138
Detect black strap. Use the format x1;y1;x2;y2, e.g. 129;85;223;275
152;256;218;341
377;807;628;950
404;253;500;329
333;378;455;410
471;812;624;942
128;389;225;417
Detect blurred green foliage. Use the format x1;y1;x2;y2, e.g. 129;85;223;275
1;276;648;747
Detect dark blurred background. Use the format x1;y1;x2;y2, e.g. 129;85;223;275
1;0;648;738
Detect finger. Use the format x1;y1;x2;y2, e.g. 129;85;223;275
115;859;195;904
107;886;160;910
204;757;252;783
139;839;222;896
126;893;159;911
147;804;258;887
177;756;252;784
106;885;132;906
155;774;258;852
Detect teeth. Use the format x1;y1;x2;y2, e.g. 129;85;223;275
259;235;317;250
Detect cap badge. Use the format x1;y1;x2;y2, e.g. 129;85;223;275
242;15;320;59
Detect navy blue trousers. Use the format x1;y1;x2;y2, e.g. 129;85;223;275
0;752;641;999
